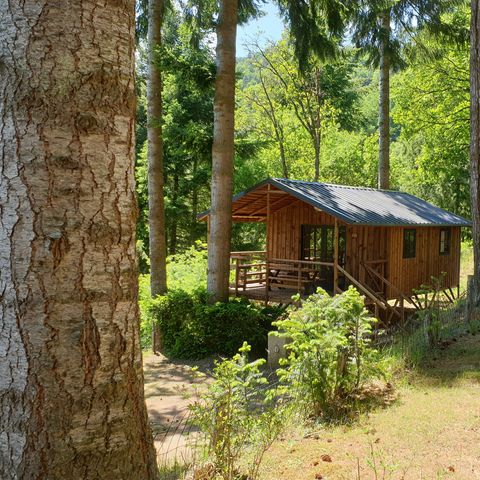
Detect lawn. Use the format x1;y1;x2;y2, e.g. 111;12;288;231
259;334;480;480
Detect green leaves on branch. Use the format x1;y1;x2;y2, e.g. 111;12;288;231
190;342;288;480
273;286;384;420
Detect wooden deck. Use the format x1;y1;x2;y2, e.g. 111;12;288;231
229;282;300;305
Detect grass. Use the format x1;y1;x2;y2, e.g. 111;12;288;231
460;241;473;292
259;331;480;480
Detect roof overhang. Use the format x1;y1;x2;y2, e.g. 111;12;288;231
198;178;472;227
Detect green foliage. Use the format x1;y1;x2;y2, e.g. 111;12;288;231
140;282;281;358
385;299;474;368
190;343;288;480
166;241;208;292
392;31;470;219
236;41;376;185
274;287;383;420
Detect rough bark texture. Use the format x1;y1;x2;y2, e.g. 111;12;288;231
207;0;238;302
147;0;167;297
0;2;159;479
470;0;480;312
378;10;391;190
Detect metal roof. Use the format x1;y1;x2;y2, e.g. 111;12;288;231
199;178;471;227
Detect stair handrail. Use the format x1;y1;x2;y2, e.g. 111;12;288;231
336;265;388;311
361;262;412;305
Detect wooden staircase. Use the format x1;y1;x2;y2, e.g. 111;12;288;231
337;263;416;326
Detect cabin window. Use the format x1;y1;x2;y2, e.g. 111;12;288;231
301;225;346;262
403;229;416;259
439;227;451;255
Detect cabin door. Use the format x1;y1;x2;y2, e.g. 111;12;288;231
301;225;346;292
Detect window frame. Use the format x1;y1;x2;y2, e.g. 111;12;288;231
403;228;416;259
439;227;451;256
300;225;346;262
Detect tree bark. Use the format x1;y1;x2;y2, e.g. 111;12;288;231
312;137;320;182
470;0;480;315
147;0;168;297
378;9;391;190
0;2;158;479
207;0;238;302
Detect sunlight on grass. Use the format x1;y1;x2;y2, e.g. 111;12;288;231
460;241;473;292
259;333;480;480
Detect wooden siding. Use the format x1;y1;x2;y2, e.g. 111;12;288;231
268;202;461;298
387;226;461;296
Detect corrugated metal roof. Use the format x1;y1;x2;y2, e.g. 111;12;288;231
199;178;471;227
267;178;471;227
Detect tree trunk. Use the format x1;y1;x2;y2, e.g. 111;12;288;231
313;134;321;182
470;0;480;315
0;2;158;479
279;138;289;179
378;9;391;190
147;0;167;297
207;0;238;302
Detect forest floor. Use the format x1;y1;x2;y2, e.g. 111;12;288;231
259;333;480;480
143;353;213;467
143;333;480;479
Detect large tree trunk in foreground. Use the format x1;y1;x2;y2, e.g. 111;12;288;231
470;0;480;314
378;9;391;190
207;0;238;302
0;2;158;479
147;0;167;297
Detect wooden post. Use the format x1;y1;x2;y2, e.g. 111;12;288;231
235;257;240;295
334;218;339;294
265;186;271;305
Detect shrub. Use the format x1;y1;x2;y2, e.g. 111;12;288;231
167;241;208;292
190;343;287;480
141;287;281;358
274;286;385;420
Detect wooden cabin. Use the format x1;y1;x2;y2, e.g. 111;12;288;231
199;178;471;323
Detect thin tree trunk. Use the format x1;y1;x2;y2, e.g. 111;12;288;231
207;0;238;302
147;0;167;297
470;0;480;314
313;134;321;182
378;9;391;190
279;139;289;179
0;2;158;479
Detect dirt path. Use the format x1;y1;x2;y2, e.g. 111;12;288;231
143;353;212;467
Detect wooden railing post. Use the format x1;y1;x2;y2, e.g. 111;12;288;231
265;258;270;305
235;257;240;295
334;219;339;294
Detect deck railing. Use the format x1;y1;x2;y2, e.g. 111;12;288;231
230;253;335;299
229;253;407;324
230;251;267;295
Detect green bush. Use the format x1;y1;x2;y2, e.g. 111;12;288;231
190;343;288;480
141;286;281;358
274;286;385;420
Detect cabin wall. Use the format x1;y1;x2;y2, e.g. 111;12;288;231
387;226;461;296
268;203;388;281
268;202;462;298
